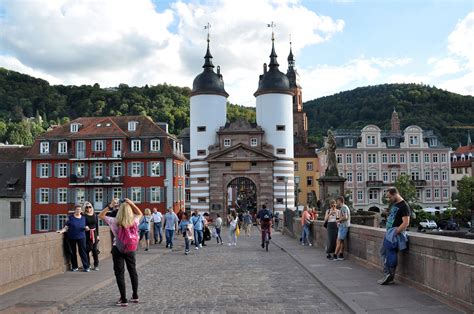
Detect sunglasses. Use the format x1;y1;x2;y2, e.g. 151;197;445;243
85;206;92;209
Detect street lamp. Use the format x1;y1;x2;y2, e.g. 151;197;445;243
284;176;288;212
164;179;169;209
294;176;300;210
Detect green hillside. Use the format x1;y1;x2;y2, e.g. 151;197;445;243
304;83;474;148
0;68;471;148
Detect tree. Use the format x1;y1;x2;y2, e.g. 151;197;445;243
456;176;474;217
0;120;7;142
394;174;417;206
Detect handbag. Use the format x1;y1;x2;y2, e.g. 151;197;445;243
323;220;328;228
235;224;240;237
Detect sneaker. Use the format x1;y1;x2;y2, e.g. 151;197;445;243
166;244;169;248
261;243;265;248
185;250;189;255
228;243;232;246
71;268;79;272
83;268;90;272
301;242;305;246
329;255;336;260
154;240;157;244
195;246;199;250
199;244;202;248
337;254;344;261
145;248;149;251
130;296;139;303
378;274;392;285
116;299;128;307
159;239;162;244
92;267;99;271
326;254;331;259
308;243;313;247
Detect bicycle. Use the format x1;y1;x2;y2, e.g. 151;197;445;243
262;225;270;252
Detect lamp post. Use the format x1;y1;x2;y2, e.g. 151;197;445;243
294;176;300;211
284;176;288;213
164;179;169;209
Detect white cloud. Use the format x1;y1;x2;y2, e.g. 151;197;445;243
427;57;462;77
447;11;474;68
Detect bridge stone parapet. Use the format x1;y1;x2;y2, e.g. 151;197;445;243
0;226;111;295
285;218;474;313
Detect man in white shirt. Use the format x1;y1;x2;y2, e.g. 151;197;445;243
151;208;163;244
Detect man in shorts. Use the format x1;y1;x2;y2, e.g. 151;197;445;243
334;196;351;260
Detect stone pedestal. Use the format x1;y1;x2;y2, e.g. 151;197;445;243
317;175;346;209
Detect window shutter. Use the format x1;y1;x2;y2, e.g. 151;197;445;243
140;162;144;177
109;163;114;177
127;163;131;176
85;189;89;202
35;189;40;204
51;189;56;204
147;188;151;202
66;164;70;177
84;163;89;178
48;163;52;178
35;215;40;231
141;187;145;202
147;162;151;176
107;188;113;202
48;215;53;231
36;163;40;178
160;187;164;203
54;163;58;178
159;162;163;177
72;163;76;176
127;188;132;199
121;162;125;176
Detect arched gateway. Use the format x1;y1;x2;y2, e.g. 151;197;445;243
226;177;257;214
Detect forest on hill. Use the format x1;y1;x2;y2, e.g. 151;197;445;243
0;68;472;149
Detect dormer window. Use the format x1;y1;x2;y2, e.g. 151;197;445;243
131;139;141;152
250;138;258;147
224;139;231;147
150;139;161;152
429;138;438;147
94;140;105;151
128;121;138;131
387;138;395;147
409;135;419;145
70;123;79;133
367;135;376;145
40;142;49;154
344;138;354;147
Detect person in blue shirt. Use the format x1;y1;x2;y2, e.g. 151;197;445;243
190;209;205;249
178;212;192;255
164;208;179;249
57;205;90;272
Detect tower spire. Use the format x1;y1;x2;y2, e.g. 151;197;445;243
203;22;214;69
267;22;279;68
391;107;400;134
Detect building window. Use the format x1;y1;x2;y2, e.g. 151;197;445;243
346;172;353;182
425;189;431;200
224;139;231;147
368;172;377;181
356;154;362;163
382;154;388;163
425;171;431;181
39;163;50;178
70;123;79;133
197;126;206;132
344;138;354;147
387;138;395;147
416;189;421;201
367;135;376;145
434;188;440;199
276;198;284;204
10;202;21;219
58;141;68;154
38;214;50;231
94;188;103;204
250;138;258;146
94;163;103;178
76;163;85;177
433;154;438;162
40;142;49;154
307;176;313;187
383;172;388;182
113;188;122;200
57;188;68;204
128;121;138;131
39;188;49;204
57;214;67;230
411;172;420;180
276;148;286;155
131;139;141;152
197;150;206;156
433;171;439;181
451;180;455;187
441;154;447;163
391;172;397;182
337;154;343;164
150;139;161;152
357;191;363;201
456;168;462;174
442;188;448;198
306;162;313;171
400;154;406;163
424;153;430;163
150;162;161;176
368;153;377;163
442;171;447;181
409;135;419;145
390;154;397;163
369;190;378;201
346;154;352;164
131;162;141;177
93;140;105;151
294;162;298;171
131;187;141;203
150;187;161;203
112;162;122;177
276;125;286;131
357;172;363;182
429;138;438;147
75;188;85;204
410;153;419;163
57;163;68;178
197;197;206;203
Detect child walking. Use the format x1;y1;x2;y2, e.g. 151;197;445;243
179;212;193;255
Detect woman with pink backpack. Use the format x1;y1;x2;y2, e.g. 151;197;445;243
99;198;142;307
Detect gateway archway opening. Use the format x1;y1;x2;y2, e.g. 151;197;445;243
227;177;257;215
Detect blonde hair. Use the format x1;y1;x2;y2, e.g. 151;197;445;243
82;202;93;214
116;203;135;228
144;208;151;216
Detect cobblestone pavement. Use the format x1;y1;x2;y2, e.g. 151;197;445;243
64;229;350;313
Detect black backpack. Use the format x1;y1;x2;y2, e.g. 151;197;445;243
261;209;272;222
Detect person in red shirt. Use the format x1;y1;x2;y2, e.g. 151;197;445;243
300;206;313;246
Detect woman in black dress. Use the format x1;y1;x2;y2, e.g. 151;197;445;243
324;200;340;259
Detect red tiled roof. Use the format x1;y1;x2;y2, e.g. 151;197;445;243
451;159;473;168
454;144;474;155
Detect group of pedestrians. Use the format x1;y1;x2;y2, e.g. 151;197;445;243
57;202;100;272
323;197;351;261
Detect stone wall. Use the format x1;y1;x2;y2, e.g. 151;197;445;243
285;219;474;313
0;226;111;295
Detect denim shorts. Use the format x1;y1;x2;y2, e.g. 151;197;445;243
338;225;349;240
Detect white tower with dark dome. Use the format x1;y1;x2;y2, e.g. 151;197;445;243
189;35;228;210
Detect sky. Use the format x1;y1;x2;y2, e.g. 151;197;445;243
0;0;473;107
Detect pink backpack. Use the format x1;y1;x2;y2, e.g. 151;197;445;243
115;223;139;253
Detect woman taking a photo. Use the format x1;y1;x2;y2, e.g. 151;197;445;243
57;205;90;272
324;200;339;260
83;201;100;271
99;198;142;307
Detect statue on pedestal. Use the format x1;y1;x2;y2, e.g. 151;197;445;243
325;129;338;176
